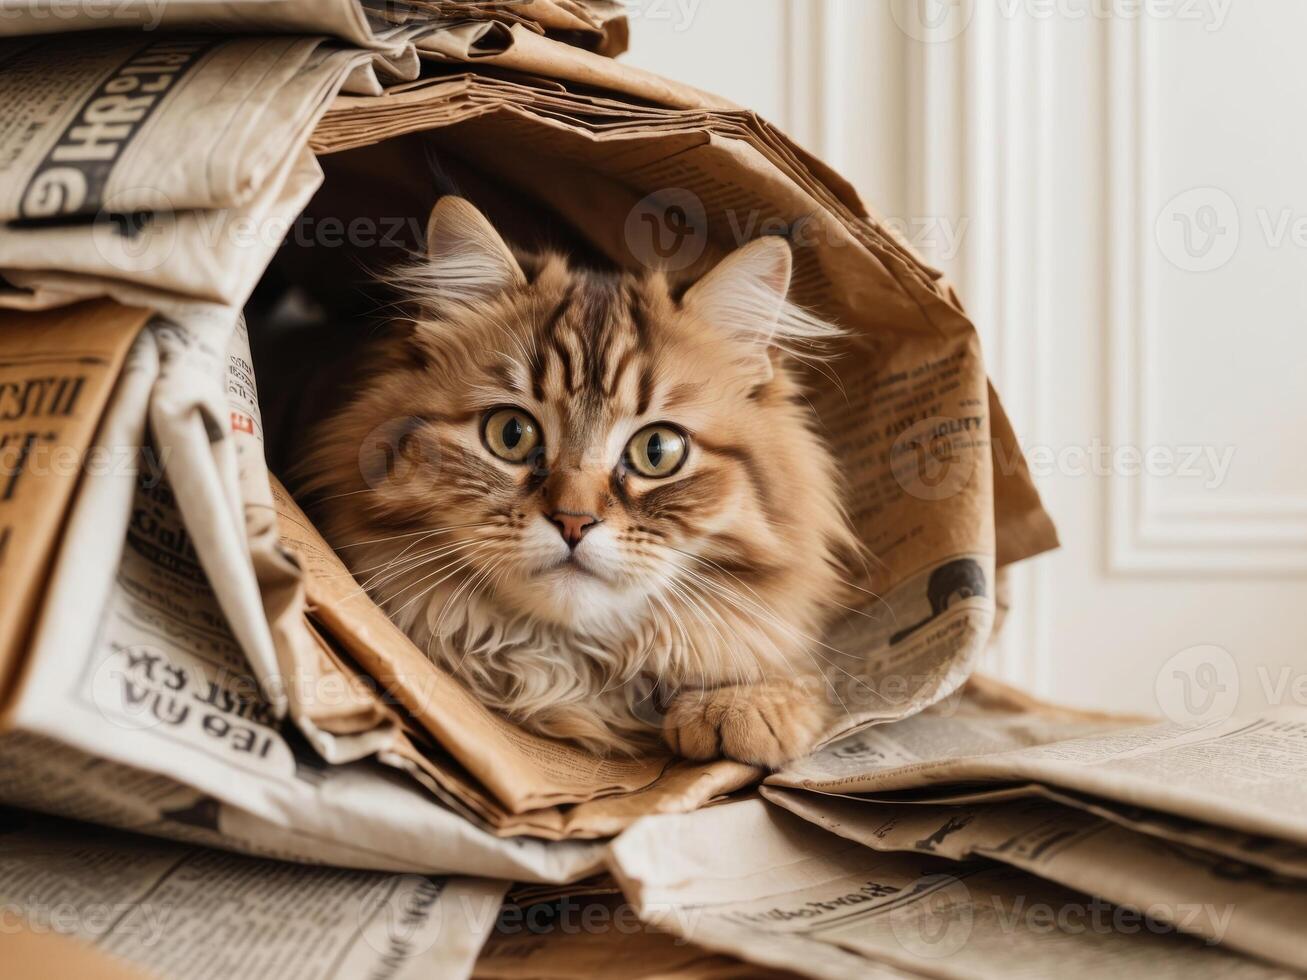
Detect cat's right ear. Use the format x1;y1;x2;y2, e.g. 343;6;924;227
422;196;525;306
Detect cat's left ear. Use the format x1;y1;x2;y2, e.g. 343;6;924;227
423;196;525;306
683;236;792;381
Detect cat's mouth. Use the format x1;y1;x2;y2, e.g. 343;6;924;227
544;551;607;582
556;554;600;577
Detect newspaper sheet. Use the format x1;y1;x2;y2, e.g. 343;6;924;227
0;5;634;223
415;20;732;109
0;300;147;701
0;28;405;312
0;305;602;882
472;893;799;980
0;0;630;57
0;0;383;45
0;813;507;980
1029;787;1307;879
606;798;1288;980
0;33;363;220
770;708;1307;848
761;789;1307;971
1;145;326;314
0;7;630;310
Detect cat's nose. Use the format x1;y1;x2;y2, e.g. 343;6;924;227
549;511;599;549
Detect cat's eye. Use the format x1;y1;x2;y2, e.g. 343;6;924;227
624;424;688;478
482;407;542;463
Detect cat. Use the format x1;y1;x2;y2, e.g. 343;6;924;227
294;196;858;768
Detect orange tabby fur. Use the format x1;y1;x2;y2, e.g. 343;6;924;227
293;197;858;767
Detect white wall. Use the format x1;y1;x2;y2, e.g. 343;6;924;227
621;0;1307;719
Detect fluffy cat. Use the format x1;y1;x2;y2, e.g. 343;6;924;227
294;197;858;767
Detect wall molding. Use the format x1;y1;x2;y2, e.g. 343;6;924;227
779;4;1059;692
904;7;1057;695
781;0;854;168
1106;16;1307;575
976;9;1056;696
780;0;819;150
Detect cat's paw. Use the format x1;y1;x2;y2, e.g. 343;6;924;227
662;682;828;769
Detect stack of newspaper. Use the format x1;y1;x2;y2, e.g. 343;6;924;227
1;4;1300;978
608;680;1307;977
0;0;629;311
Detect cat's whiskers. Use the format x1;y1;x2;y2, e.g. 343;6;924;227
669;572;768;692
675;566;867;700
792;351;847;401
676;563;849;660
629;590;679;700
362;522;504;573
355;533;476;582
355;537;492;595
442;555;512;677
439;564;499;679
663;577;746;684
670;571;803;699
358;546;482;601
434;549;505;640
581;584;670;700
672;546;891;625
647;590;693;675
329;554;473;606
313;486;379;503
379;543;494;614
682;573;850;681
674;584;850;718
336;521;497;550
480;308;539;372
385;554;490;629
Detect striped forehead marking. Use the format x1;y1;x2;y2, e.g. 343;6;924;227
528;274;657;420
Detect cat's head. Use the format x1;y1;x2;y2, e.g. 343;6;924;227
300;198;855;672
